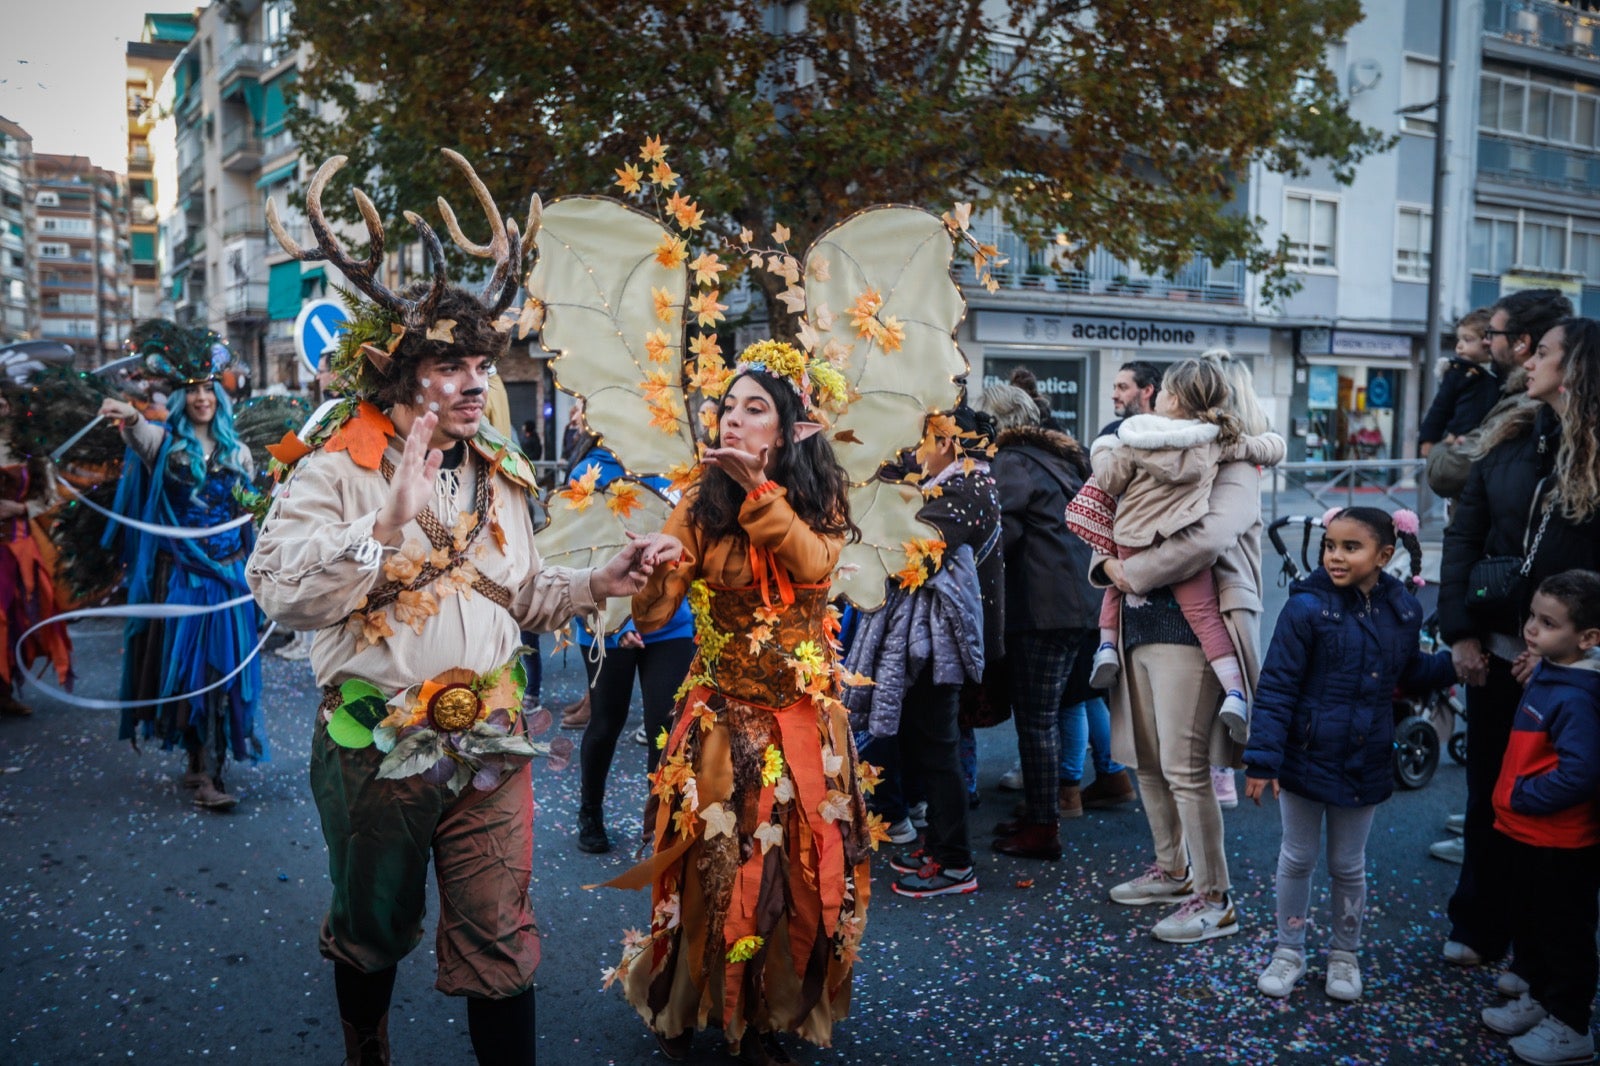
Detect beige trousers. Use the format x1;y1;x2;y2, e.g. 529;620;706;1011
1126;642;1229;896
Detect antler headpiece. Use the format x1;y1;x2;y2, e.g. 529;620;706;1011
266;151;535;398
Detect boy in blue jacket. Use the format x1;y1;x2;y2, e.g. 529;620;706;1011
1479;570;1600;1066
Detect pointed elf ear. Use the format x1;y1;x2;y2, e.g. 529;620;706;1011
358;343;395;378
793;421;824;442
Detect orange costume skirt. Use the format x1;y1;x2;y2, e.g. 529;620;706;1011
606;579;874;1054
0;509;73;691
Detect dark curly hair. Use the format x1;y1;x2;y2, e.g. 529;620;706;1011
1323;506;1423;590
369;283;511;410
688;369;859;544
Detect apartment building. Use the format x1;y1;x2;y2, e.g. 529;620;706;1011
0;117;34;345
125;13;194;324
952;0;1600;461
31;154;129;366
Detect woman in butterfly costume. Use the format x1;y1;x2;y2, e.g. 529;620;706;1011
527;153;977;1063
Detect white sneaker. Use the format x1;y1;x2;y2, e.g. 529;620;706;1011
1443;939;1484;966
1088;644;1120;689
1482;993;1548;1036
1499;970;1532;997
1429;837;1465;864
1109;864;1193;906
998;766;1025;791
1325;950;1363;1002
1508;1015;1595;1065
1151;893;1240;944
885;817;918;845
1257;947;1306;998
1211;767;1238;809
908;801;928;829
1218;691;1249;743
1446;812;1466;835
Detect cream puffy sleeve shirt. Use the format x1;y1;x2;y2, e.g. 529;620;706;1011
247;442;601;692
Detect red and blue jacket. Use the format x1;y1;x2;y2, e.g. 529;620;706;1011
1493;657;1600;849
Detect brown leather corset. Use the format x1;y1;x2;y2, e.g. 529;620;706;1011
696;580;831;709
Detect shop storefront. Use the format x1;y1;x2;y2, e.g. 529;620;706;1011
970;309;1276;437
1292;329;1417;463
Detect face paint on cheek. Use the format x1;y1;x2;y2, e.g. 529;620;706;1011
428;402;440;412
442;382;457;395
420;377;431;388
415;394;426;404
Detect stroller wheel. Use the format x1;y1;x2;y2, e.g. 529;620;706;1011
1448;731;1467;765
1394;715;1441;790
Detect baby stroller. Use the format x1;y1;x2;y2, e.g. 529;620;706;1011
1265;515;1466;790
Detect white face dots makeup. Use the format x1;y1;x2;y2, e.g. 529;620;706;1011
428;402;441;412
442;382;457;396
420;377;432;388
414;394;426;404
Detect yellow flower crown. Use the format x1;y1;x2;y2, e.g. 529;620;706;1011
733;340;851;416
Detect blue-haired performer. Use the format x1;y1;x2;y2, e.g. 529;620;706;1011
99;321;265;810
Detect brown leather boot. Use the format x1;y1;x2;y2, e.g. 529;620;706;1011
193;780;239;811
559;692;591;730
1081;769;1136;809
181;748;209;789
1058;784;1083;819
0;689;32;717
992;821;1062;860
341;1013;391;1066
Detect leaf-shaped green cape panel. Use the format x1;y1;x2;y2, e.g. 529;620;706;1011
529;196;696;480
534;476;674;634
834;479;942;612
804;206;968;485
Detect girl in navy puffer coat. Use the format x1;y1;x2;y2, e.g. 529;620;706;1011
1244;507;1455;1004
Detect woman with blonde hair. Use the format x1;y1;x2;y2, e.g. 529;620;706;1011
1437;316;1600;979
1092;355;1285;944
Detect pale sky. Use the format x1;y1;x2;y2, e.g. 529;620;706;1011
0;0;174;170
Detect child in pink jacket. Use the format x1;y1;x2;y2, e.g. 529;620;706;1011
1088;358;1284;741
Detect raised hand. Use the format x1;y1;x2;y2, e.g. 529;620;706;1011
702;444;770;493
98;398;140;424
590;538;653;600
373;411;442;543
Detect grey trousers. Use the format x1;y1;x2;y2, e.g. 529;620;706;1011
1275;789;1378;953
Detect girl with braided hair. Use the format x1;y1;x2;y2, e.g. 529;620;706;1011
1244;506;1453;1002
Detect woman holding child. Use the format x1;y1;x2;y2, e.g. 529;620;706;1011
1090;352;1283;944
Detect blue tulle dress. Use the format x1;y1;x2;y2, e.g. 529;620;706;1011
111;429;266;766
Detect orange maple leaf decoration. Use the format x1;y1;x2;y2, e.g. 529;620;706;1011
654;235;688;270
641;369;675;405
558;464;602;511
644;330;673;364
648;398;683;434
606;481;644;518
687;290;728;328
324;402;395;471
847;289;884;333
265;430;312;468
639;135;668;163
614;162;644;195
688;333;722;362
666;460;703;495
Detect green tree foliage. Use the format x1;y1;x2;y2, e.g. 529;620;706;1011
288;0;1390;312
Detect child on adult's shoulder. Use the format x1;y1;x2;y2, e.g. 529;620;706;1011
1242;506;1454;1004
1478;570;1600;1065
1419;307;1500;457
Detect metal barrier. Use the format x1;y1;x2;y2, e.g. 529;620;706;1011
1266;459;1445;536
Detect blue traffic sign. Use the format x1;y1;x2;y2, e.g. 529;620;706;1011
294;298;350;375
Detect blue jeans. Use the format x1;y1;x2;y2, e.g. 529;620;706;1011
1057;697;1124;784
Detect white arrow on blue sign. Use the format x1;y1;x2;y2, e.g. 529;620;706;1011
294;298;350;376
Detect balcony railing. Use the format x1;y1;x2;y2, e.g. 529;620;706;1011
222;204;265;239
957;220;1247;303
261;128;297;163
1485;0;1600;60
1478;131;1600;192
221;123;262;169
179;158;204;192
218;41;265;86
226;281;268;318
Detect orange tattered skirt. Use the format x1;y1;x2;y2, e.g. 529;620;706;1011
0;521;73;690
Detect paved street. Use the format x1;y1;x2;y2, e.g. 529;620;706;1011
0;578;1522;1065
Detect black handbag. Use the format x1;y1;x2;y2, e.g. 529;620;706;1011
1466;477;1552;613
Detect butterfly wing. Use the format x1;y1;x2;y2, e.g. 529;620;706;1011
534;474;674;635
528;195;696;479
802;206;968;485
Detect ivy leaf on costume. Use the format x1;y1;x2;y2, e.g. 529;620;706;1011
377;730;448;780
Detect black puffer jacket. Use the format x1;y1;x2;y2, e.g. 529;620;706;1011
917;465;1006;668
1439;404;1600;643
989;426;1098;632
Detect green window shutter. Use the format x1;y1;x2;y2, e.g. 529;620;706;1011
131;232;156;262
268;260;303;321
300;266;326;300
255;161;298;188
261;72;296;136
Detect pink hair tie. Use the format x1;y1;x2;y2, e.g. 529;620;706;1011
1320;507;1343;527
1412;575;1427;588
1393;509;1420;536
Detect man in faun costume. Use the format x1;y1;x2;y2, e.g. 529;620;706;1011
246;152;652;1065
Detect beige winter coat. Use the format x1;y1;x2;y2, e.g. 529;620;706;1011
1089;459;1270;770
1090;415;1284;548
